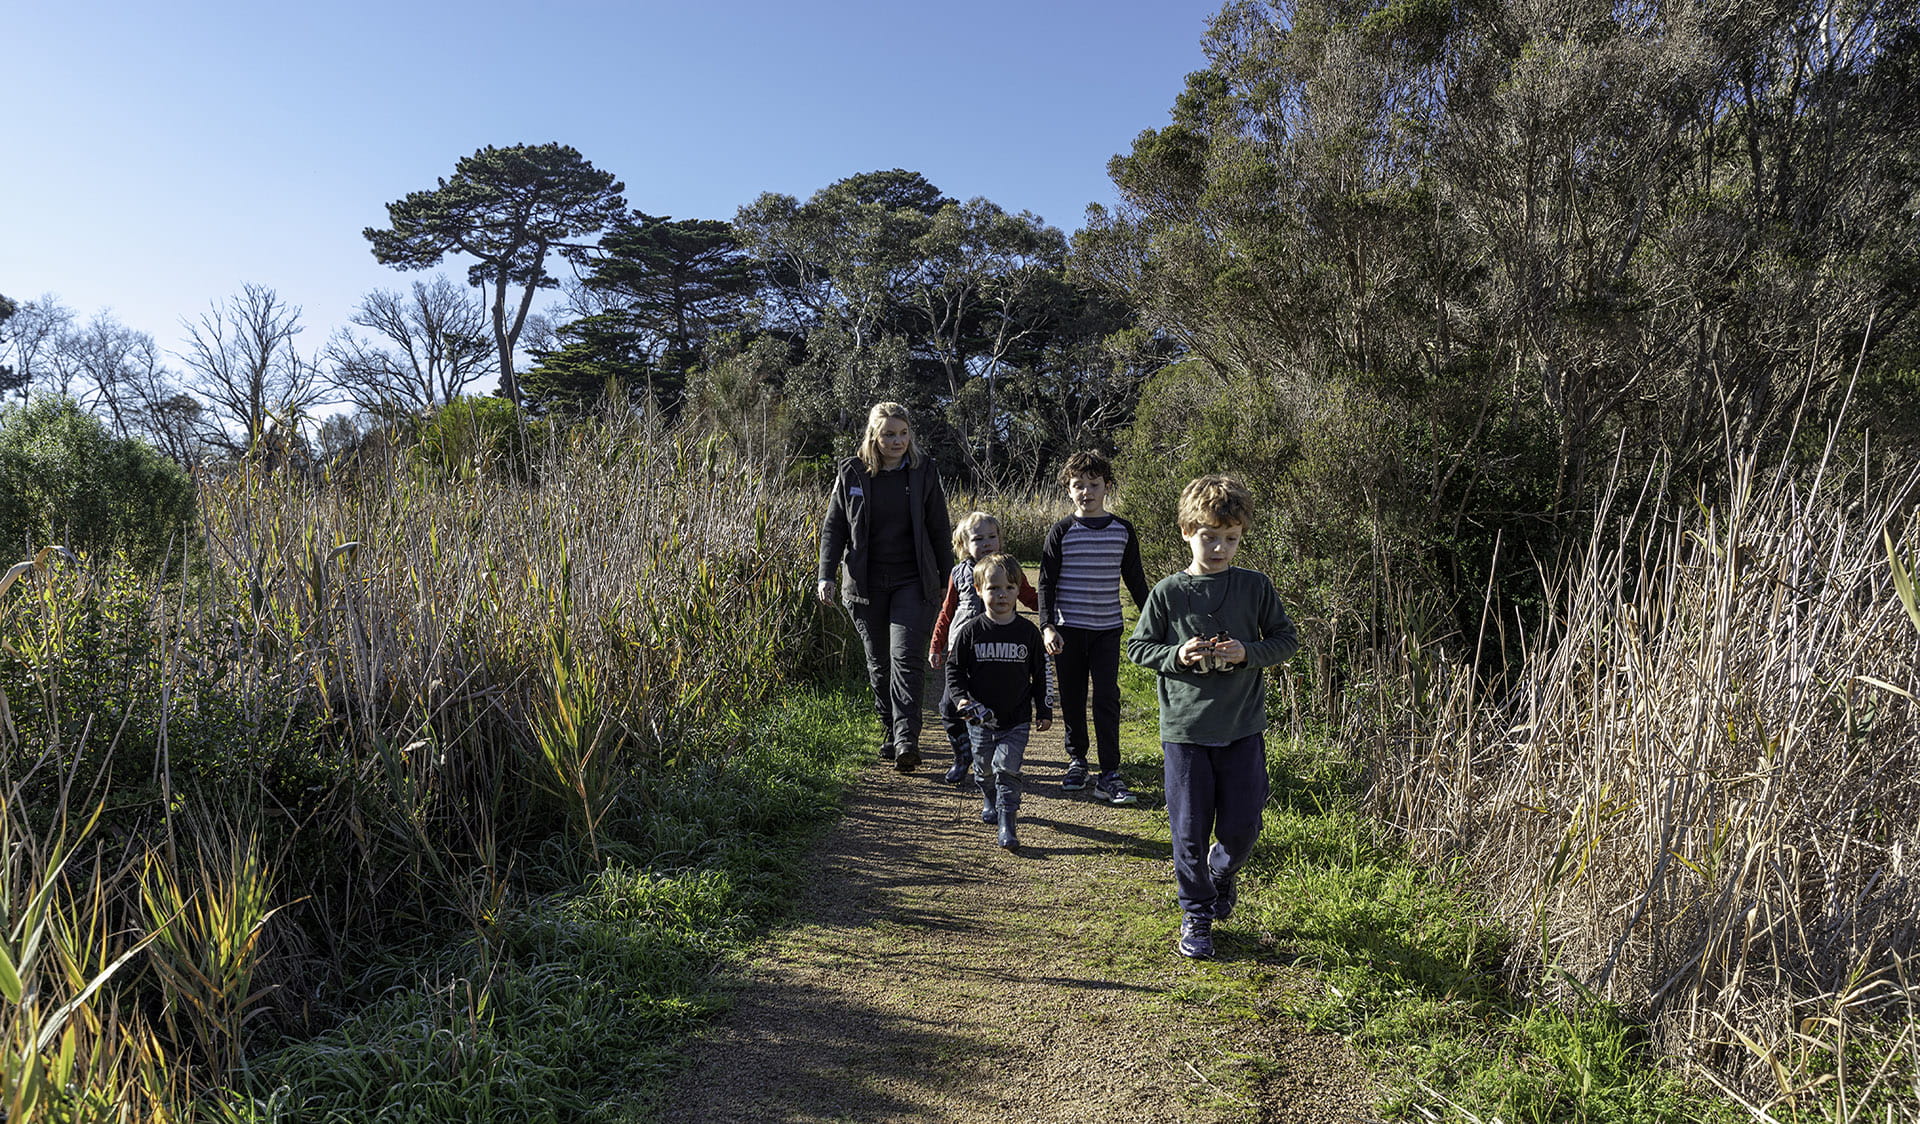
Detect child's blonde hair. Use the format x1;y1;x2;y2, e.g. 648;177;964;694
1177;475;1255;534
951;511;1001;556
972;551;1023;589
857;401;925;473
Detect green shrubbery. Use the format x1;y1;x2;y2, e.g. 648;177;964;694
0;396;195;569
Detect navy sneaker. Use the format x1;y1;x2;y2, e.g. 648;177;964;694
1177;915;1214;959
1094;771;1138;806
1061;757;1090;791
1212;868;1238;921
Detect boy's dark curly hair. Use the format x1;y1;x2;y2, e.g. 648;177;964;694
1057;450;1113;487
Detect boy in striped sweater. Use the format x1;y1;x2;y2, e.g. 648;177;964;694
1038;451;1151;804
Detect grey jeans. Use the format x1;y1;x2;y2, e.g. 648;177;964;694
850;579;935;754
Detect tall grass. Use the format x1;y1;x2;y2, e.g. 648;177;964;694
1367;450;1920;1118
0;409;850;1113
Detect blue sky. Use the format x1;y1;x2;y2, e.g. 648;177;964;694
10;0;1218;365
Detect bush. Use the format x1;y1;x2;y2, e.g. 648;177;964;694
0;395;195;568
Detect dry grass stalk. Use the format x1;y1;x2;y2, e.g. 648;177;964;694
1369;452;1920;1115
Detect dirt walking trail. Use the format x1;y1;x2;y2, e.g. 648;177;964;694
658;717;1378;1124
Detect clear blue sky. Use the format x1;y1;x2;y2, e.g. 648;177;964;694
10;0;1218;366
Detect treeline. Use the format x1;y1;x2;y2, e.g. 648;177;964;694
1077;0;1920;664
1;157;1169;494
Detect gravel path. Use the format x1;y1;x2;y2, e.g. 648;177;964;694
657;718;1379;1123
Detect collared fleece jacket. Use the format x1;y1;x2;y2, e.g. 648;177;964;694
818;456;954;605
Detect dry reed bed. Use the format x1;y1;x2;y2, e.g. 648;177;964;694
1370;456;1920;1117
1;421;837;1116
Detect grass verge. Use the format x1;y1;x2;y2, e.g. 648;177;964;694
1111;657;1739;1124
221;684;869;1122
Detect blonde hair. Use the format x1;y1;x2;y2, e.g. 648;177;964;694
1177;475;1255;534
951;511;1001;555
857;401;925;473
972;551;1023;589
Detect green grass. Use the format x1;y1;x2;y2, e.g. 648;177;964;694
1112;657;1737;1124
220;685;869;1122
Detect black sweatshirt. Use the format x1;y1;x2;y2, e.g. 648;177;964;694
945;613;1053;729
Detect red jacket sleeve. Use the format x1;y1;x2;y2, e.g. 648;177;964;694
930;574;961;655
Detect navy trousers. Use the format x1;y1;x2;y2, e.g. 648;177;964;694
1163;733;1270;918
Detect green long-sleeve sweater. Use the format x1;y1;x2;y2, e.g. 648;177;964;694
1126;566;1299;744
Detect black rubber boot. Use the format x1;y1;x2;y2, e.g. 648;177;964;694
996;777;1021;850
976;775;998;824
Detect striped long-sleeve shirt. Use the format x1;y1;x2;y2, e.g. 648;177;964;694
1037;514;1151;631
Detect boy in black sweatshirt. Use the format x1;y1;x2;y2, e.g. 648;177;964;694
946;553;1054;850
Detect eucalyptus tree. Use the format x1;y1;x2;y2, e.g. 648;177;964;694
735;170;951;444
736;170;1123;471
364;143;627;407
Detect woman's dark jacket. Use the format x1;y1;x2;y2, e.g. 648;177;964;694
818;455;953;605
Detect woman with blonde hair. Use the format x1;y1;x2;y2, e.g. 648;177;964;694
818;402;954;771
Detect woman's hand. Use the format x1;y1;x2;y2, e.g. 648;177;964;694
816;580;836;606
930;650;946;669
1043;625;1064;655
1035;717;1052;732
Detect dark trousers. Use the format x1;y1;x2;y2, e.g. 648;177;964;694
1163;734;1270;918
938;671;971;762
850;580;935;754
1055;625;1121;772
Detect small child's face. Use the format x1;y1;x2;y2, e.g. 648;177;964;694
977;567;1020;619
1183;521;1245;575
965;523;1002;560
1066;472;1109;515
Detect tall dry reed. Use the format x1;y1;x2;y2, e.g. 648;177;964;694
0;409;846;1111
1369;450;1920;1117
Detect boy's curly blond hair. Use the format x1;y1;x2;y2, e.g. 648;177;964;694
971;551;1024;589
1176;475;1255;534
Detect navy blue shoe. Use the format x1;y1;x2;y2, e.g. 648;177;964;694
1177;915;1214;959
1212;868;1238;921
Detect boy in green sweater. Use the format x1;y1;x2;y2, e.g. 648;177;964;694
1126;475;1298;959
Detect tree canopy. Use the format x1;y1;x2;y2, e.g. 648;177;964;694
365;143;627;406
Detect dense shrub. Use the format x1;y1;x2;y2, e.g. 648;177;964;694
0;395;195;568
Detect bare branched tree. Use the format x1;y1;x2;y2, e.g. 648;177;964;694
326;275;496;415
2;296;75;402
53;312;166;439
177;284;323;458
